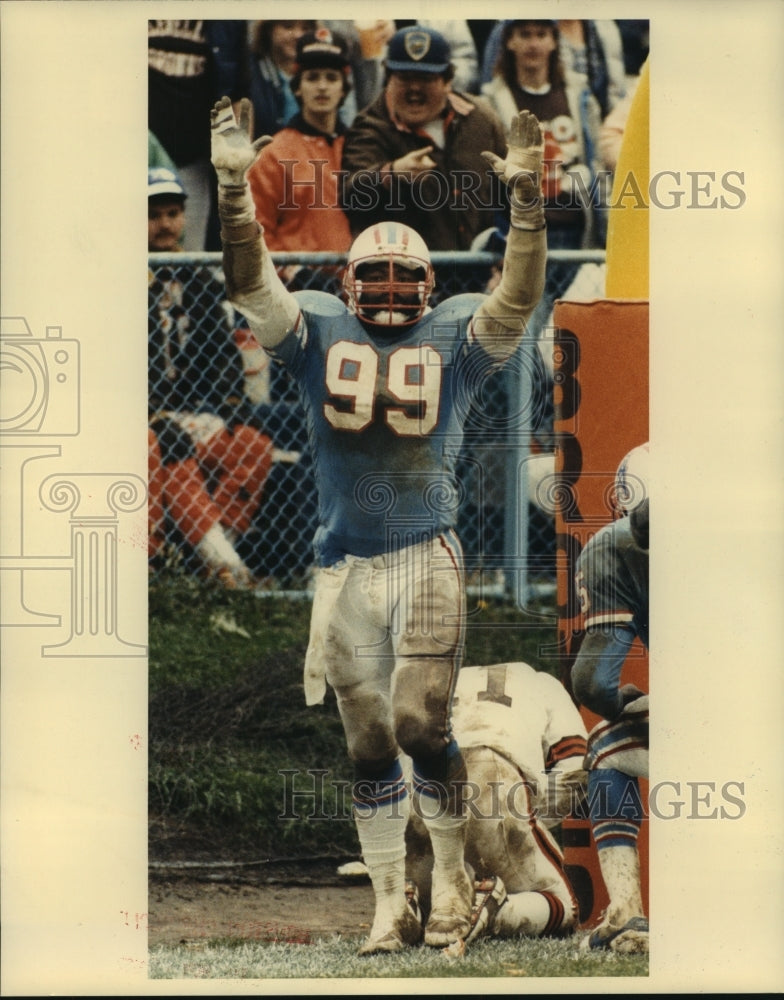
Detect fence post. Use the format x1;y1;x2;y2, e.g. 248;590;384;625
503;347;531;607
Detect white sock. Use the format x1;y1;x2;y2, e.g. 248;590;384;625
354;794;410;928
597;844;644;926
416;802;469;907
421;812;467;875
493;891;552;938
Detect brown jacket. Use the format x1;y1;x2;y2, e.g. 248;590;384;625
341;90;507;250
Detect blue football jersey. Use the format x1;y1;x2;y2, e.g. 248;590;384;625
266;290;496;566
575;517;649;649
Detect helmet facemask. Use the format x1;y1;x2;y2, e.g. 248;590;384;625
342;224;435;328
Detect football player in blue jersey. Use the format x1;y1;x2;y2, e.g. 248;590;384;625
210;94;547;954
572;442;650;954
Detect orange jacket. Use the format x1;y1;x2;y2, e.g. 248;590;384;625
248;119;352;253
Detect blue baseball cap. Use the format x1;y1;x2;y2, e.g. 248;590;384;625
148;167;187;200
385;26;452;75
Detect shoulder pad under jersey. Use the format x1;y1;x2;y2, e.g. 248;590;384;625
293;289;349;318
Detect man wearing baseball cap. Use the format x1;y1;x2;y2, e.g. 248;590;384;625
341;25;507;251
148;166;274;589
148;168;188;251
295;27;352;72
247;27;353;258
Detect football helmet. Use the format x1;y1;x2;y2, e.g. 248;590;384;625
613;441;649;516
342;223;435;327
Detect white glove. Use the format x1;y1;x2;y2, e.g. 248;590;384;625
210;96;272;187
482;110;545;231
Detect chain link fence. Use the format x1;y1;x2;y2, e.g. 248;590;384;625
148;250;606;601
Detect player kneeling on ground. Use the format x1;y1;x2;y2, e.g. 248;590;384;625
572;443;650;954
210;96;546;955
404;661;588;948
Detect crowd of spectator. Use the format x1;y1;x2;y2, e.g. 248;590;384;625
148;19;649;588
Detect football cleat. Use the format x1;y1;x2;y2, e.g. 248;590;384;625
424;867;473;947
587;915;649;954
358;881;423;956
464;876;507;945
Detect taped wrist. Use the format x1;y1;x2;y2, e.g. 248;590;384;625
509;175;546;231
218;183;258;242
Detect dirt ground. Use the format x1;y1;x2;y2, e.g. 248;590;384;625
148;868;375;947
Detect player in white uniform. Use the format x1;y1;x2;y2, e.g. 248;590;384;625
405;661;588;945
572;443;650;954
210;95;546;954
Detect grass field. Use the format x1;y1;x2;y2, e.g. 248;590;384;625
148;577;648;981
149;575;568;863
149;932;648;980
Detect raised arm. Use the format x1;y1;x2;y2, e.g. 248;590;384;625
210;96;299;348
472;110;547;361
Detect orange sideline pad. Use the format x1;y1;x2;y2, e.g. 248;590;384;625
552;298;649;928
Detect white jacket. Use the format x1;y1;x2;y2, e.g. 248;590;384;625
481;73;606;246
